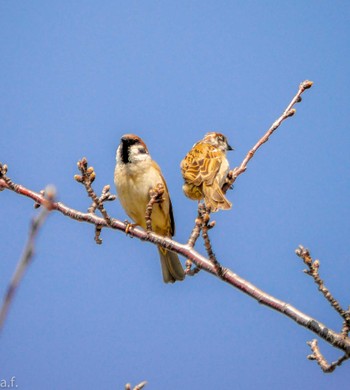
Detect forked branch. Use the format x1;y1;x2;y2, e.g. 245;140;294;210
1;81;349;372
223;80;313;192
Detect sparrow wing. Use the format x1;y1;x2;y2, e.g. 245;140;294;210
167;192;176;236
181;143;222;187
152;161;176;236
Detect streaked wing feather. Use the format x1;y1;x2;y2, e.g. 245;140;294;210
182;144;222;186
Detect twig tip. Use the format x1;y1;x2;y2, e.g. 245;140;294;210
301;80;314;90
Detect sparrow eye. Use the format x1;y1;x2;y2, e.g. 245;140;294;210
138;146;147;154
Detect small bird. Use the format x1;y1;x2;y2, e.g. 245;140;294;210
181;132;233;212
114;134;185;283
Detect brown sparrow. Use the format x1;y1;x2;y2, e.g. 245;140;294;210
114;134;185;283
180;132;233;212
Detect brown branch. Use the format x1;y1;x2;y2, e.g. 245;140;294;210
295;245;350;332
74;157;115;224
187;214;202;248
74;157;116;244
145;183;165;232
1;80;349;372
0;185;55;332
1;177;350;360
307;339;349;373
198;205;222;275
223;80;313;192
185;204;216;276
88;185;116;214
125;381;147;390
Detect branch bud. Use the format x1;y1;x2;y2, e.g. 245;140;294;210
74;174;83;183
0;163;8;177
301;80;313;90
313;259;320;269
286;108;296;118
89;172;96;183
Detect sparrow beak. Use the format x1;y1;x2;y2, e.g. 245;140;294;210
227;143;234;151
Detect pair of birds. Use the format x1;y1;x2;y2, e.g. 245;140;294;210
114;132;233;284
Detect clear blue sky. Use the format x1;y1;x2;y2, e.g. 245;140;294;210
1;2;350;389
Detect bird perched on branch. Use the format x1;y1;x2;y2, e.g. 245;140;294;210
114;134;185;283
181;132;233;212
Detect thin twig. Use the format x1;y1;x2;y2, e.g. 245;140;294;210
0;185;55;332
125;381;147;390
88;185;116;214
185;259;201;276
187;205;204;248
223;80;313;192
198;205;222;275
145;183;165;232
295;245;350;329
307;339;349;373
341;308;350;338
75;157;114;224
74;158;116;244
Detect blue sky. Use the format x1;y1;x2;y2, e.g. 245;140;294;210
1;1;350;389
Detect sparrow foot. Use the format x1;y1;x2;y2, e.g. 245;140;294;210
124;221;138;235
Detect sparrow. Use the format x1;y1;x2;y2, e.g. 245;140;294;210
180;132;233;212
114;134;185;283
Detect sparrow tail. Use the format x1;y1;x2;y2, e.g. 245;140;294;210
157;246;185;283
203;183;232;212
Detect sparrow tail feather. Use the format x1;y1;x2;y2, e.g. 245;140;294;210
157;246;185;283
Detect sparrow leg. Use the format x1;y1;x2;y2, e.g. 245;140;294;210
124;220;138;235
222;171;234;193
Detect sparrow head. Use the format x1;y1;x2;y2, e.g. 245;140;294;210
202;132;233;152
117;134;150;165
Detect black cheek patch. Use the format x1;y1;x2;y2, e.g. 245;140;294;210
122;145;130;164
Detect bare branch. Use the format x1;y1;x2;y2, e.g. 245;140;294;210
307;339;349;373
75;157;115;224
187;203;206;248
295;245;350;331
145;183;165;232
198;205;222;275
74;157;116;244
0;185;55;332
1;81;349;372
223;80;313;192
1;176;349;358
125;381;147;390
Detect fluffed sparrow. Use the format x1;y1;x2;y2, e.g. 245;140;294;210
180;132;233;212
114;134;185;283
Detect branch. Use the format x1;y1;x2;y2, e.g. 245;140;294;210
2;81;349;371
307;339;349;373
223;80;313;192
1;176;349;358
74;158;116;244
295;245;350;368
296;245;350;333
125;381;147;390
0;184;55;332
145;183;165;232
